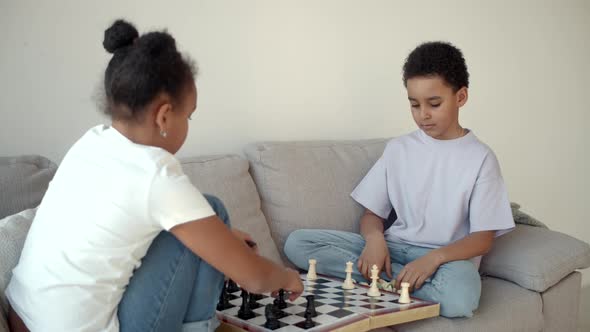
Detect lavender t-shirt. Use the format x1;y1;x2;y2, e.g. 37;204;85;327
351;130;514;253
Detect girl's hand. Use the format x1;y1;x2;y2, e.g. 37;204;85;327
395;252;441;291
232;228;258;253
282;268;304;301
357;236;392;281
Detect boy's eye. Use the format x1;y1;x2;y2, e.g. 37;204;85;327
430;104;441;108
411;104;419;108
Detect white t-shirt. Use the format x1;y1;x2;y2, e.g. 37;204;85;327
6;125;215;332
351;130;514;264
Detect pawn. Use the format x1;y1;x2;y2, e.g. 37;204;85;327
305;295;317;317
303;310;315;329
238;289;255;319
264;304;280;329
274;289;287;309
216;281;230;310
227;279;240;293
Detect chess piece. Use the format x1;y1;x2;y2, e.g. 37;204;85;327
227;279;240;293
264;304;280;329
367;264;381;297
303;310;315;328
378;278;395;292
216;281;231;310
398;282;411;304
342;261;355;290
305;295;317;317
238;289;255;319
274;289;287;309
307;258;317;280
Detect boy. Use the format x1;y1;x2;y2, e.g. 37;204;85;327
284;41;514;318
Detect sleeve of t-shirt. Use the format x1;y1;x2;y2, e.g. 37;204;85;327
350;152;393;220
469;151;515;236
149;161;216;231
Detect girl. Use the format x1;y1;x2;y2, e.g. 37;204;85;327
6;20;303;332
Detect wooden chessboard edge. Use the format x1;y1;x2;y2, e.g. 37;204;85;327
331;317;372;332
368;303;440;329
216;322;244;332
215;315;372;332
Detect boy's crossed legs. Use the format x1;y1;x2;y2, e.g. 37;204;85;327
284;229;481;318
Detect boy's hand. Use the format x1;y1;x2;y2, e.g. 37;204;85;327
357;236;392;281
232;228;258;253
395;252;441;291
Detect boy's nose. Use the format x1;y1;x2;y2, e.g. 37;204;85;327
421;108;432;119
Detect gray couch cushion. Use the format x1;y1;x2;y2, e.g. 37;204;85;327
181;155;283;265
480;225;590;292
0;155;57;219
0;208;36;323
245;139;388;258
541;271;582;332
394;277;544;332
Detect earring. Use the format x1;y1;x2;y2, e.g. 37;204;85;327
160;131;167;138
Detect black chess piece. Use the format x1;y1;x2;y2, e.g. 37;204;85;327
303;310;315;328
227;279;240;293
305;295;317;317
237;289;255;319
216;281;231;310
274;289;287;309
264;304;280;329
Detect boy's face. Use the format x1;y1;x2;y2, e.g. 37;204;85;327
406;76;467;140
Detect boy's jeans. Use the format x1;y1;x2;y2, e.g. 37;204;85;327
284;229;481;318
117;195;227;332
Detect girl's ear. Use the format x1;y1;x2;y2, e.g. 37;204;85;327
154;101;173;135
456;87;468;107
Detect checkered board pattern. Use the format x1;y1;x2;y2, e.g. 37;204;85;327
216;273;439;332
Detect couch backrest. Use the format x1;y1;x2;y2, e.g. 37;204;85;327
245;139;388;258
181;155;283;265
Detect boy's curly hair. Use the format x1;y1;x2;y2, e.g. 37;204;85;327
402;41;469;92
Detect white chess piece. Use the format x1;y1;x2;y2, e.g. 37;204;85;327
307;259;317;280
342;261;355;290
367;265;381;297
398;282;411;304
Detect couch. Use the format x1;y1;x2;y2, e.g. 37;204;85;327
1;138;589;332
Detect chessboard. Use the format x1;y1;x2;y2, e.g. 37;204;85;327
216;273;439;332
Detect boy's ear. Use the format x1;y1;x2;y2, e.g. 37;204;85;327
456;87;468;107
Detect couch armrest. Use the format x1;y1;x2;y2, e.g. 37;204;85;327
480;225;590;292
0;155;57;219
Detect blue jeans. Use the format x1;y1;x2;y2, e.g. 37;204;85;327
118;194;228;332
284;229;481;318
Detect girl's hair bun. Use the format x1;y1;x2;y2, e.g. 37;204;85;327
139;32;177;57
103;19;139;54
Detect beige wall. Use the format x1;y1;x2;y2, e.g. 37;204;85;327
1;0;589;328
